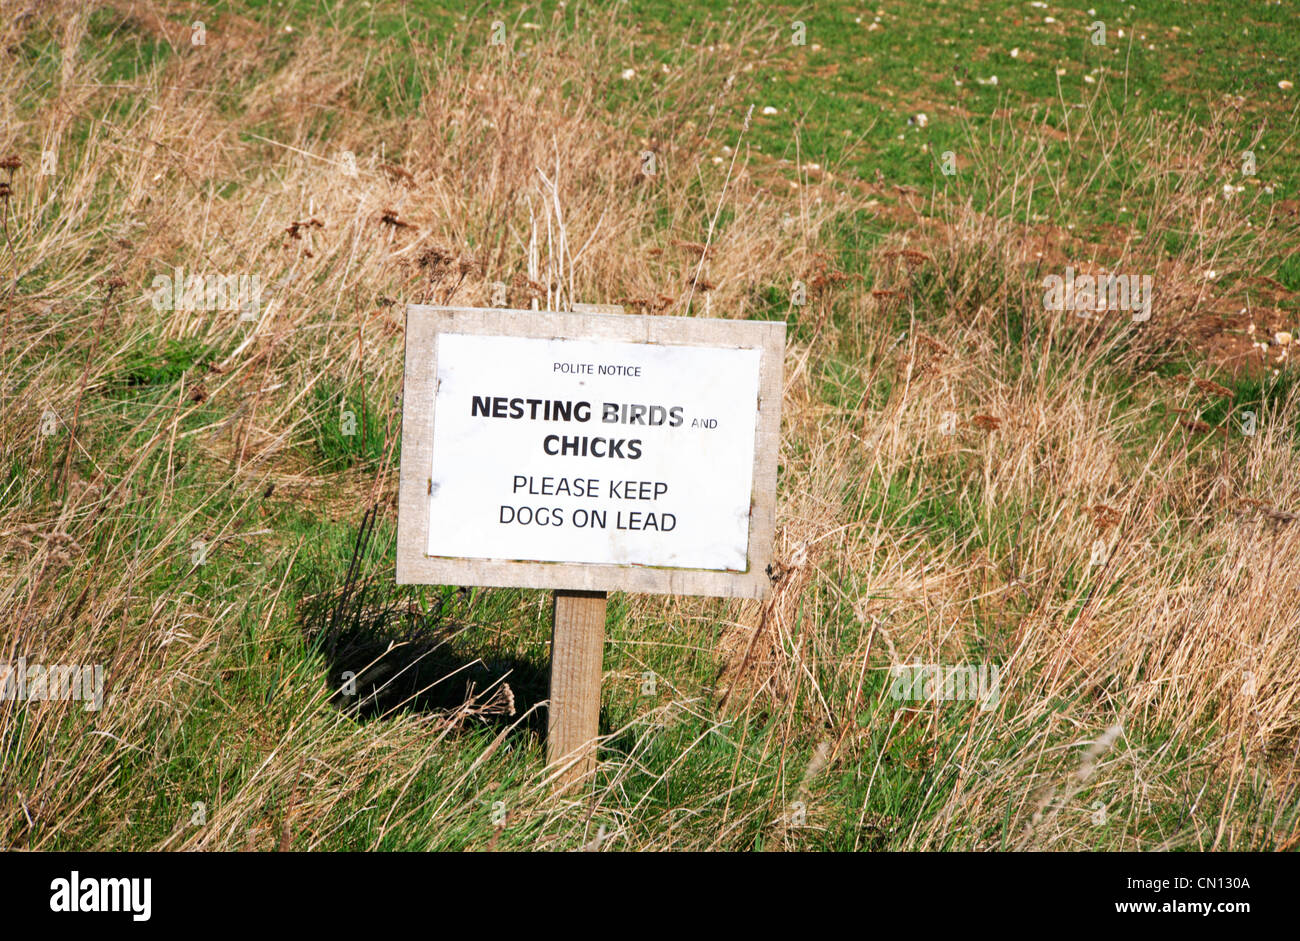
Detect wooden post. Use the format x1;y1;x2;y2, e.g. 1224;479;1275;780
547;590;607;790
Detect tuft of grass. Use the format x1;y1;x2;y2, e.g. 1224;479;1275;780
1;0;1298;853
307;378;388;471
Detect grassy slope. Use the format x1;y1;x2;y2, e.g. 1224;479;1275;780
1;0;1298;850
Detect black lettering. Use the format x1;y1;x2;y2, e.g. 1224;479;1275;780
669;406;683;427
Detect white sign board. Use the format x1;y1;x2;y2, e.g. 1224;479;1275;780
427;333;760;569
397;307;784;598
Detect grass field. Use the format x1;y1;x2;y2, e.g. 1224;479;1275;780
2;0;1299;851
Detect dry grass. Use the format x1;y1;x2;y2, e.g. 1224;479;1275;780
1;0;1298;851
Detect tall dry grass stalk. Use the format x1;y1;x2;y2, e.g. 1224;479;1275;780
0;1;1296;851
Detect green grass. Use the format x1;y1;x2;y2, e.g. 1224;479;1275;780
307;378;389;470
3;0;1298;853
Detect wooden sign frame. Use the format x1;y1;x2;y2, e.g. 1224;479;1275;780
396;305;784;600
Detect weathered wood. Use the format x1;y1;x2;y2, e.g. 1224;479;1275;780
396;305;784;599
547;589;607;790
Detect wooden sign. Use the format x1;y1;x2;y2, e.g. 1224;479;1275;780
397;306;784;599
396;304;784;790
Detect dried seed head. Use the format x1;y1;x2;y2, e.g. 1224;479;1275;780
0;154;21;171
417;245;453;270
1192;377;1234;398
1089;504;1121;532
285;218;323;240
380;209;413;228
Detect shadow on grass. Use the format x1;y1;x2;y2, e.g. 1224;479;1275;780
298;509;550;736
